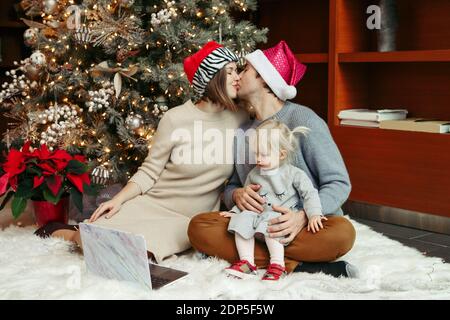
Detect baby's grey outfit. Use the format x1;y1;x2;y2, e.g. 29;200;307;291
227;163;323;241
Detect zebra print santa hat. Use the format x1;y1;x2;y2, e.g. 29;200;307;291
184;41;238;96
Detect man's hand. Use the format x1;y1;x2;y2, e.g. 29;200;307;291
232;184;265;213
268;206;307;244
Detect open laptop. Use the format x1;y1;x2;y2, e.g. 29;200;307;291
79;223;188;290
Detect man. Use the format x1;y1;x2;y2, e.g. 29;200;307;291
188;40;358;278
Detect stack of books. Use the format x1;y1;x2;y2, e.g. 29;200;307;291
338;109;408;128
380;118;450;134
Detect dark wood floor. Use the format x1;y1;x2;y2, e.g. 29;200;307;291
354;218;450;263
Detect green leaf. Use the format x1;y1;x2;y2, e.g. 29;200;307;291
66;160;87;175
26;166;42;176
15;178;33;198
70;187;83;213
83;183;100;196
0;191;14;211
11;196;27;219
43;188;63;205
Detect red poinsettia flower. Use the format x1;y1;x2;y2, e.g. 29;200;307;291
9;175;18;191
0;141;95;219
47;175;63;196
37;162;57;176
73;154;87;163
51;150;72;171
3;149;26;176
33;175;45;188
20;141;34;158
67;172;91;193
0;173;10;195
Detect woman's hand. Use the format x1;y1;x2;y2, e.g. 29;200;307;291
219;211;234;218
307;215;328;233
89;198;123;223
268;206;307;244
232;184;265;213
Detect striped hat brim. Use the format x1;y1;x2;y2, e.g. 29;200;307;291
192;46;239;96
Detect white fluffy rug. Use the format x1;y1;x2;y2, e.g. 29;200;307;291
1;218;449;300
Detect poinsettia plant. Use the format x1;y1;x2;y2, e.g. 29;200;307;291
0;141;96;218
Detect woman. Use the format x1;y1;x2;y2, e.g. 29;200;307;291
35;41;247;263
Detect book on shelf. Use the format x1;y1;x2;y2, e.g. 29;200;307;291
338;108;408;122
340;119;380;128
380;118;450;134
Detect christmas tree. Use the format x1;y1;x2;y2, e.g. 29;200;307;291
0;0;267;184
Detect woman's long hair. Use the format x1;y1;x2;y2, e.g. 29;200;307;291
199;68;238;112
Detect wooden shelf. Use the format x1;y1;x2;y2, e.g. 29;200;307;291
295;53;328;63
331;125;450;217
339;50;450;63
338;124;450;136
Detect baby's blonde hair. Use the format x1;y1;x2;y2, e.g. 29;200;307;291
254;119;310;163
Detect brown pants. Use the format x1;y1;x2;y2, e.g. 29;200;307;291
188;212;356;273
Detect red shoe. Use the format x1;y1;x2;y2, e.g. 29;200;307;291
262;263;286;281
224;260;257;279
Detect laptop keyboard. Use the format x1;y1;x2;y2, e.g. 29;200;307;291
151;276;170;289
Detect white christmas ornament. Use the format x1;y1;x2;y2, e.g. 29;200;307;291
23;28;39;47
0;59;37;104
37;103;81;146
86;82;114;112
30;51;46;66
43;0;58;15
125;112;143;130
151;2;177;27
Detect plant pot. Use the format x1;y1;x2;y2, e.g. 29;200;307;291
32;196;69;227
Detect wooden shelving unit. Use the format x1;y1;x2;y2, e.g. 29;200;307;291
258;0;450;218
295;53;328;64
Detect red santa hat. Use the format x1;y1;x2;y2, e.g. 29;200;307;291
184;41;239;96
245;40;307;101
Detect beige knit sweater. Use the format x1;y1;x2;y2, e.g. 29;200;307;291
92;100;247;262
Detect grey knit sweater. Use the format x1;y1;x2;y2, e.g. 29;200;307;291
223;101;351;215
